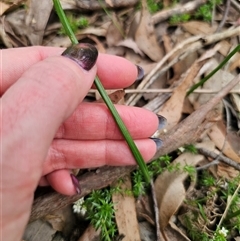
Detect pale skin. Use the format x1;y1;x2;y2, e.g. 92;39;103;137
1;46;159;241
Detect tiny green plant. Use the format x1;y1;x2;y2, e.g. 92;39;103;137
147;0;163;14
132;169;147;197
58;14;88;35
200;171;216;187
195;0;223;22
169;0;223;24
184;173;240;241
84;189;117;241
183;144;198;154
132;155;173;197
169;13;191;24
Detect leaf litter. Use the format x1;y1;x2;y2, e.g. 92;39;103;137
1;0;240;240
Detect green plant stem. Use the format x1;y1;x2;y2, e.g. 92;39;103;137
95;76;150;183
187;44;240;96
53;0;78;44
53;0;150;183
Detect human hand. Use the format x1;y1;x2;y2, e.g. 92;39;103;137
1;44;163;240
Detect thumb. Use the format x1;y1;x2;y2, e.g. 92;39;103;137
2;43;97;240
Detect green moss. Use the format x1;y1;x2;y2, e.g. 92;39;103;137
58;14;89;35
170;13;191;24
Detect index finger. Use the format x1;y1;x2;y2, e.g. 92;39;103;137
1;46;139;94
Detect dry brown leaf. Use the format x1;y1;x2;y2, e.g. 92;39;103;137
231;93;240;112
112;175;141;241
217;164;239;179
167;31;198;85
124;49;157;75
78;224;101;241
117;38;144;56
164;221;191;241
4;10;29;47
217;40;240;71
155;153;205;240
106;14;123;47
25;0;53;45
0;2;9;16
95;89;125;104
105;0;114;7
181;21;217;35
0;0;25;16
136;196;155;226
158;60;204;129
208;121;240;163
195;64;238;106
134;1;164;62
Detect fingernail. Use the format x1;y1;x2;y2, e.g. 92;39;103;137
70;174;81;194
157;114;167;129
135;65;144;81
62;43;98;71
150;137;163;150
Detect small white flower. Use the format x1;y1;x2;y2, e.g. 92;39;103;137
178;147;185;153
218;227;228;237
80;206;87;216
73;204;81;213
73;197;86;215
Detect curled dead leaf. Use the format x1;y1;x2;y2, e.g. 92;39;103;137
154;153;204;240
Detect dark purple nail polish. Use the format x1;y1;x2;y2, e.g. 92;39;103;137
62;43;98;71
150;137;163;150
70;174;81;194
135;65;144;82
157;114;167;129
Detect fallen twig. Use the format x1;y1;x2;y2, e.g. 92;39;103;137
150;180;161;241
216;0;231;32
197;147;240;171
230;0;240;14
152;0;208;24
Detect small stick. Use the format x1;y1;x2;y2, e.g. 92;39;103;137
152;0;208;24
216;0;231;32
150;180;162;241
197;147;240;171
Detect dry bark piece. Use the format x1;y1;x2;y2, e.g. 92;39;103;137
44;205;76;234
78;224;101;241
23;219;56;241
61;0;139;10
112;175;141;240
